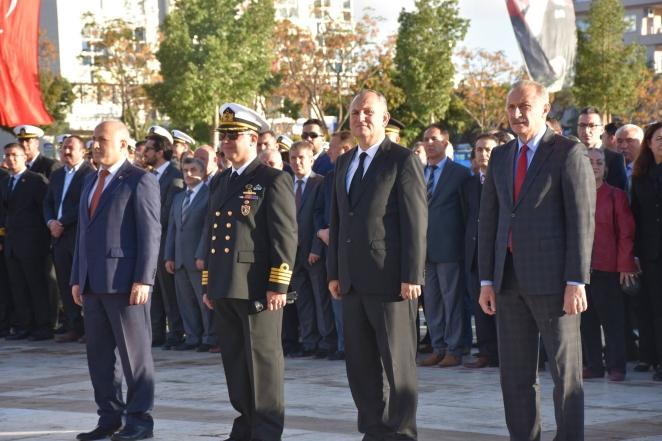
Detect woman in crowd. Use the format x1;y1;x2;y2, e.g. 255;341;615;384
631;121;662;381
582;148;637;382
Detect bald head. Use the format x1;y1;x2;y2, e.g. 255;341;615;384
93;120;130;168
194;144;219;177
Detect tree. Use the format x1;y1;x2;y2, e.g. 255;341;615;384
149;0;275;137
453;48;521;132
81;15;159;139
39;31;74;131
573;0;647;120
273;12;385;128
630;69;662;125
394;0;468;125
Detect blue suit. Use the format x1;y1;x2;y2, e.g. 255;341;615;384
71;159;161;431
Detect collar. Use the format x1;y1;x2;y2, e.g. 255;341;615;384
427;156;447;170
357;136;384;158
10;168;27;179
154;160;170;177
186;181;204;195
100;157;126;176
294;173;311;185
517;125;547;153
65;160;84;174
231;154;257;176
27;152;40;166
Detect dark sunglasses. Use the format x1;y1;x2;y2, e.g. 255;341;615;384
219;132;250;141
301;131;321;139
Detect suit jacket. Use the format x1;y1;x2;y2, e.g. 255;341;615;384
327;138;427;296
165;184;209;272
43;161;95;249
29;154;59;179
294;173;324;266
426;159;470;263
157;163;184;233
478;128;596;295
313;151;334;176
70;159;161;294
0;170;50;259
202;158;297;300
604;148;628;191
631;166;662;261
461;173;482;276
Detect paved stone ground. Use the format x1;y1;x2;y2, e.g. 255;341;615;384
1;340;662;440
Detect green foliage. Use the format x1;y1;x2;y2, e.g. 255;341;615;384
394;0;468;125
149;0;275;134
573;0;647;118
39;69;74;131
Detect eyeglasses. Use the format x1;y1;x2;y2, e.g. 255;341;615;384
578;123;602;130
301;132;321;140
219;132;251;141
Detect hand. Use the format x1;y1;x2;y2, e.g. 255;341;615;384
307;253;320;266
620;272;636;285
203;294;214;310
400;283;421;300
266;291;287;311
72;284;82;306
195;259;205;271
328;279;342;300
563;284;587;315
479;285;497;316
130;283;151;305
317;228;330;246
165;260;175;274
48;220;64;238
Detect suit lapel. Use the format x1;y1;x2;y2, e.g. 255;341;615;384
350;138;390;208
338;146;356;208
298;174;318;214
218;159;260;209
506;141;516;209
89;160;132;224
182;185;208;224
514;129;555;209
430;160;453;203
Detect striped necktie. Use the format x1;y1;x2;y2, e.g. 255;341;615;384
426;165;438;201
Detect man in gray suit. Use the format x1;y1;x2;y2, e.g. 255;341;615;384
164;157;217;352
417;124;470;368
328;90;427;440
478;80;595;441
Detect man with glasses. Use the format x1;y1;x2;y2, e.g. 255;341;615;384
200;103;296;441
301;118;334;176
577;107;627;190
13;125;59;179
1;142;51;341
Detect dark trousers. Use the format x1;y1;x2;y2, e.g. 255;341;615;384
638;258;662;365
581;271;626;374
216;299;284;441
174;267;217;345
151;243;183;343
53;238;83;334
281;301;300;353
4;253;51;334
343;293;418;441
466;269;498;362
292;259;336;351
83;293;154;430
497;254;583;441
0;250;13;332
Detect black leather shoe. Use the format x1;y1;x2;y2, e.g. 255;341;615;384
28;331;53;341
196;343;212;352
76;425;121;440
175;342;198;351
110;426;153;441
5;330;30;340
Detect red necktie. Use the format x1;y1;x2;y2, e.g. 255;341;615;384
509;145;528;252
89;170;110;217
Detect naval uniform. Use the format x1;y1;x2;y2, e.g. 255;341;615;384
202;157;297;441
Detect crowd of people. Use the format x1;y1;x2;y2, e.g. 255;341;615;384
1;81;662;441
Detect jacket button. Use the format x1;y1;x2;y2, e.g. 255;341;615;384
346;238;352;243
225;235;230;240
227;211;233;216
213;223;218;229
211;248;216;254
226;223;232;228
215;211;221;217
224;248;230;253
349;212;354;216
511;213;515;218
212;236;216;241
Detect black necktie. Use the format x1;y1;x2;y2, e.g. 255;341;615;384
7;176;15;193
349;152;367;205
230;171;239;184
295;179;303;212
426;165;438;201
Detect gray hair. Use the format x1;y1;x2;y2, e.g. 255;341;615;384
509;80;549;104
615;123;644;141
182;156;205;172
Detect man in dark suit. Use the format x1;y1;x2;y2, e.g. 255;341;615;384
577;107;627;190
164;157;218;352
288;140;336;358
478;80;595;441
71;120;161;441
328;90;427;440
0;166;12;337
417;123;470;368
200;103;297;441
1;142;52;341
302;118;334;176
14;125;59;179
460;134;499;369
43;135;95;343
143;126;185;349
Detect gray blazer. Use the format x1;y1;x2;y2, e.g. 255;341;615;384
478;128;595;295
426;159;470;263
165;184;210;272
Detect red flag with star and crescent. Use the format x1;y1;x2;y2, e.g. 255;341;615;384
0;0;52;126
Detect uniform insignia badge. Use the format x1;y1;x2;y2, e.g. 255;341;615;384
221;107;235;123
254;184;263;191
241;205;251;216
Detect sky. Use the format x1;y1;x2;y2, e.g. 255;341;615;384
353;0;522;65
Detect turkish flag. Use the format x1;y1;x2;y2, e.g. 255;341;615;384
0;0;52;126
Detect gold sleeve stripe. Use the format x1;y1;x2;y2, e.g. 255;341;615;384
269;263;292;285
201;270;209;286
269;275;291;285
0;227;5;237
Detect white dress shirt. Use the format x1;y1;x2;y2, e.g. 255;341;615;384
88;158;126;206
345;137;384;192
